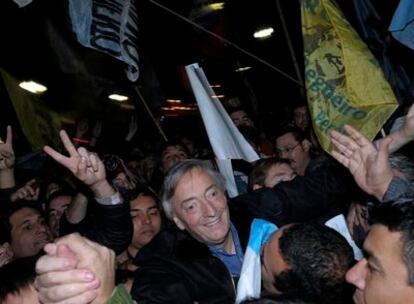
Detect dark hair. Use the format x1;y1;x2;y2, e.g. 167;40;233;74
123;186;160;205
239;125;261;148
274;223;354;304
370;202;414;285
0;256;37;302
0;202;45;243
274;125;309;144
160;141;189;158
249;158;292;189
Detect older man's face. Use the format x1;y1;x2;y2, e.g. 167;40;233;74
171;168;231;248
346;224;414;304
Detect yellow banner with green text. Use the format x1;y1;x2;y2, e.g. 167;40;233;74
301;0;398;153
1;69;61;151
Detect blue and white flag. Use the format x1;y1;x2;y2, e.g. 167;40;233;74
389;0;414;50
236;219;278;303
185;63;260;197
69;0;139;81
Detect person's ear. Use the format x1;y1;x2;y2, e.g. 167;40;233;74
173;216;185;231
301;139;312;153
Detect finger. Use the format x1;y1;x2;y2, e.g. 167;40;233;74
37;280;99;303
330;129;359;151
44;146;72;169
343;125;371;147
89;153;99;172
78;148;91;167
25;186;36;197
36;254;78;275
34;187;40;200
36;268;96;288
331;137;354;158
6;125;12;147
331;150;350;168
60;130;79;157
44;289;98;304
44;243;58;255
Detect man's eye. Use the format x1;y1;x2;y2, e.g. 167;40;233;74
24;224;34;231
367;263;378;273
149;210;159;216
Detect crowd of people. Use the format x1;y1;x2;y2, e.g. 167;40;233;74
0;102;414;304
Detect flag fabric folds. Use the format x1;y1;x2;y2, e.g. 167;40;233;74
389;0;414;50
301;0;398;153
68;0;139;81
1;69;61;151
236;219;278;303
185;63;259;197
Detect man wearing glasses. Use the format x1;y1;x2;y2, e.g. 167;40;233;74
233;125;354;226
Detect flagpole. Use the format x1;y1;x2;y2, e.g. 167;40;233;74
134;86;168;142
275;0;305;95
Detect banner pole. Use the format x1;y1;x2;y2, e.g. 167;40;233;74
134;86;168;142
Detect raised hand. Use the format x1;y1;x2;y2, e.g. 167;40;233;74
0;242;13;267
401;103;414;143
44;130;113;198
10;179;40;202
0;126;15;171
330;124;394;201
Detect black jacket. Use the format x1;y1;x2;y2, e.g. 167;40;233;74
232;155;355;226
59;201;133;255
130;227;236;304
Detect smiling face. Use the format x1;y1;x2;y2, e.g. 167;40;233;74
9;207;53;258
170;168;231;249
346;224;414;304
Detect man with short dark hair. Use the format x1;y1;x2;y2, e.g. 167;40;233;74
261;223;354;304
0;203;53;259
346;203;414;304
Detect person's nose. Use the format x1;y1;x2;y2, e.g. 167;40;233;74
142;213;152;225
346;258;367;290
202;199;217;217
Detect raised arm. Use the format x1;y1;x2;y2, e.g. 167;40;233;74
386;103;414;153
44;130;114;198
330;124;394;201
0;126;15;189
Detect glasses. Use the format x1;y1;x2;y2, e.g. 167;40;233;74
276;142;300;154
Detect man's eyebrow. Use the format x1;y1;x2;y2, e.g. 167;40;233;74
363;248;383;268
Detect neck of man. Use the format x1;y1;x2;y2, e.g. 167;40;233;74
215;229;236;254
296;156;311;176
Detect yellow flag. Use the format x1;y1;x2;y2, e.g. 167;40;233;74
301;0;398;153
1;69;61;151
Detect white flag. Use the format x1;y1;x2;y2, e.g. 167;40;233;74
185;63;259;197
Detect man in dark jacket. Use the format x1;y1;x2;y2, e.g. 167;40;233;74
233;126;355;226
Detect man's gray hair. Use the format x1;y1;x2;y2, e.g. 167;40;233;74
160;159;226;220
